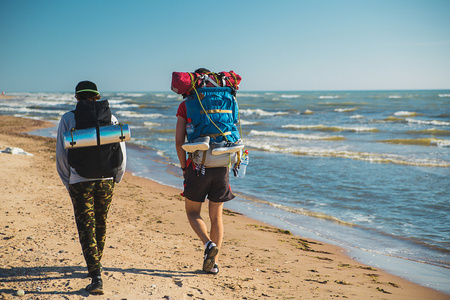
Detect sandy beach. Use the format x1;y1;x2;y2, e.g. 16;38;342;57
0;115;448;299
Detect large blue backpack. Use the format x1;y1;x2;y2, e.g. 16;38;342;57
184;87;240;143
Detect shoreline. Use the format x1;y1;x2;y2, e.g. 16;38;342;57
0;95;16;100
1;115;449;299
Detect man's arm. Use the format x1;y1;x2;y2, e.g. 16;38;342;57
175;115;187;170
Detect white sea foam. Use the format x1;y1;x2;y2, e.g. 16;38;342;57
394;111;418;117
116;93;147;97
17;97;71;107
283;124;327;130
249;130;343;140
281;94;300;98
351;114;365;119
319;95;340;99
143;121;160;127
238;93;261;97
430;139;450;147
438;94;450;97
239;119;259;125
116;111;166;119
334;108;357;112
240;108;288;117
105;99;127;104
389;95;402;99
282;124;377;132
156;150;166;157
110;103;140;109
350;213;375;223
406;118;450;126
0;105;66;116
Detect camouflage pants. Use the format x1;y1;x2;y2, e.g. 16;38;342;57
69;180;114;277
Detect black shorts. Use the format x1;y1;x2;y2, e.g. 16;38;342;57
183;166;235;203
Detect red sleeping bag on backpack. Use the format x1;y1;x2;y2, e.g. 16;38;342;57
171;71;242;95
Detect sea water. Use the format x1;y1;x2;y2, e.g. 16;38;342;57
1;90;449;293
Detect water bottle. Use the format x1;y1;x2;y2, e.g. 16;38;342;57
237;150;249;178
186;118;195;134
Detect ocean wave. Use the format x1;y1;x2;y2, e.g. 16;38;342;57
237;93;261;97
405;118;450;126
239;119;260;125
389;95;402;99
394;111;420;117
30;99;72;106
282;124;379;133
280;94;300;98
380;116;406;122
405;129;450;136
143;121;161;127
438;94;450;98
431;140;450;147
350;114;365;119
245;140;450;167
237;196;356;227
116;93;147;97
377;138;450;147
0;106;66;116
248;130;345;141
334;108;357;112
116;111;167;119
320;101;362;106
319;95;340;99
110;103;140;109
240;108;289;117
106;99;128;104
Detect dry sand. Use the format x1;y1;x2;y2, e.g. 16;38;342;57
0;115;448;299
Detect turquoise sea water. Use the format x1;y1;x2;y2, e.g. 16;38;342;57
1;90;449;293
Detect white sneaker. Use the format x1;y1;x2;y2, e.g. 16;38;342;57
211;140;245;155
182;136;210;153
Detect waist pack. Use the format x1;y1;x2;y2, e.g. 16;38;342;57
171;71;241;95
191;148;239;168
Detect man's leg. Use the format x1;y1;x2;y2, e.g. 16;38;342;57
69;181;100;277
185;198;210;244
185;198;220;272
93;180;114;262
209;201;224;264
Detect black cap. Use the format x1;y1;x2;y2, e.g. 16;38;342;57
75;81;99;94
195;68;210;73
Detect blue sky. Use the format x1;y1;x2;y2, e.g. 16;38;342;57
1;0;449;92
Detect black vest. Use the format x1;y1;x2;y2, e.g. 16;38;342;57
68;100;123;179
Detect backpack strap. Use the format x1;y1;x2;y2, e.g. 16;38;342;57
118;123;126;142
69;128;77;147
201;151;207;165
204;75;221;88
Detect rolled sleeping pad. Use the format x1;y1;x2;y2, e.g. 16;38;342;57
63;124;131;149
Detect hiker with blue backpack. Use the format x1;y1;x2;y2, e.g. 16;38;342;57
174;68;246;274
